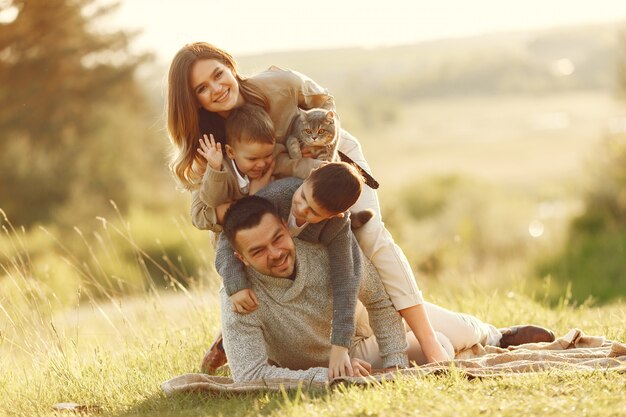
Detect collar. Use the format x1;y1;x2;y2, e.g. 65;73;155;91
230;159;250;193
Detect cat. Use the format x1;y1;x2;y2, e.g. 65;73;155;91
285;108;339;162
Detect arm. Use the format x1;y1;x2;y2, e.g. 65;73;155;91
273;144;324;179
293;69;336;112
220;289;328;383
190;190;223;232
215;231;250;296
401;304;451;363
197;164;236;208
358;260;409;369
255;177;303;220
303;217;361;349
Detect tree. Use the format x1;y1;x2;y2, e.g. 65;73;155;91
0;0;155;226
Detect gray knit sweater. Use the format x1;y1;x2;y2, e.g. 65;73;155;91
221;239;409;383
215;177;361;348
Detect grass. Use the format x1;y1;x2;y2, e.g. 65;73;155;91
1;278;625;417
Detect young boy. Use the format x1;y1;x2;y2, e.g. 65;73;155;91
190;103;321;233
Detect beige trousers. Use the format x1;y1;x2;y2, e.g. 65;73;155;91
339;130;424;310
350;302;502;368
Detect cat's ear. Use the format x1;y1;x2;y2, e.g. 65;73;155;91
325;111;335;124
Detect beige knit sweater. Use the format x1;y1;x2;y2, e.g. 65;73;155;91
220;239;409;383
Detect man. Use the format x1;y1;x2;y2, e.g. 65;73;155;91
219;195;409;382
218;196;554;382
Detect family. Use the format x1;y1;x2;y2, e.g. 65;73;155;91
165;42;555;382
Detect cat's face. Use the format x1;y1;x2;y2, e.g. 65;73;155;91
299;109;336;146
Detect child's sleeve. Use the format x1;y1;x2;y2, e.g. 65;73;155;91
215;229;250;296
273;144;324;179
198;164;235;208
314;216;362;348
190;190;222;233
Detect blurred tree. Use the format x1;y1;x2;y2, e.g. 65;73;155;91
0;0;159;227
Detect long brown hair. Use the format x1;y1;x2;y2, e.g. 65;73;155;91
166;42;269;189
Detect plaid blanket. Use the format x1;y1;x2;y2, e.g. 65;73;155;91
162;329;626;396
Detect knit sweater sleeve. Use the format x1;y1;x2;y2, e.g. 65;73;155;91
198;164;235;208
308;216;361;348
256;177;303;219
215;231;249;296
220;289;328;383
190;190;222;233
358;260;409;368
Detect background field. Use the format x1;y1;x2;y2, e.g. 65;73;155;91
2;4;626;415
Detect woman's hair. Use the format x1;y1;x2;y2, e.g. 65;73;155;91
308;162;364;214
166;42;269;189
225;104;275;147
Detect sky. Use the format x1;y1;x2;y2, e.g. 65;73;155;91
106;0;626;63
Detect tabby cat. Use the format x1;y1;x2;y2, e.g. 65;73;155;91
285;108;339;162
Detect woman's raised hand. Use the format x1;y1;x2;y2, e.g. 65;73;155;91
198;134;223;171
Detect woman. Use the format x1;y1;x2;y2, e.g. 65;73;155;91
166;42;451;371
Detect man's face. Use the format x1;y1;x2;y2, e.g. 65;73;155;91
290;180;339;224
234;213;296;278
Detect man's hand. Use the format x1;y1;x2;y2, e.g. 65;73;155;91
328;345;353;379
230;288;259;314
198;134;223;171
249;159;275;195
350;358;372;377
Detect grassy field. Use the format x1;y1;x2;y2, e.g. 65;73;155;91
1;284;625;417
3;90;626;416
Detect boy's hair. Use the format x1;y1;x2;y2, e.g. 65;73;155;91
225;103;275;147
308;162;365;214
223;196;280;248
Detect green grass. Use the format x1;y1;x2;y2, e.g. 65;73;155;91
1;282;625;417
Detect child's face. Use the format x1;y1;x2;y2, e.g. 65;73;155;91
225;141;274;179
291;180;339;224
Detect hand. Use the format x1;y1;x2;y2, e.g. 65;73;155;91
301;147;314;158
350;358;372;377
328;345;353;379
197;134;223;171
422;338;451;364
230;289;259;314
249;159;275;195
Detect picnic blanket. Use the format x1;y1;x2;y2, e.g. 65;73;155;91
162;329;626;396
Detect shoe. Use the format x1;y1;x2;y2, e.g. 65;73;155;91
201;333;227;374
499;325;555;348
